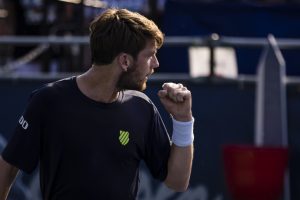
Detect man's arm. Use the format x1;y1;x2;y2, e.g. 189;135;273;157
0;156;19;200
164;144;193;191
158;83;194;192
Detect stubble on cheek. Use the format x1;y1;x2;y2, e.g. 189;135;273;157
117;71;146;91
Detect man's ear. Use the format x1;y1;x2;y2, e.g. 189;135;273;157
117;53;132;72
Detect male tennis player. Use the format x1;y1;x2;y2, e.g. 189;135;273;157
0;8;194;200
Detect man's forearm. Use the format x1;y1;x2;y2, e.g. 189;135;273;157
164;144;194;192
0;187;10;200
0;156;19;200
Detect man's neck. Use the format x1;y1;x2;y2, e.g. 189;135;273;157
76;65;121;103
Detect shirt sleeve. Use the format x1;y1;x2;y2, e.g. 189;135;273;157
143;103;171;181
1;89;45;174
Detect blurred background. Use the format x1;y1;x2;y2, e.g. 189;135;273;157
1;0;300;200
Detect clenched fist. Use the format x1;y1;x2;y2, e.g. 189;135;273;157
158;82;193;122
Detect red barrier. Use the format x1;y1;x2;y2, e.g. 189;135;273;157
223;145;288;200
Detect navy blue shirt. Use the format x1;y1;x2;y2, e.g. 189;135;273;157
2;77;171;200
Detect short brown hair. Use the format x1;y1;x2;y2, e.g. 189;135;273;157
89;8;164;65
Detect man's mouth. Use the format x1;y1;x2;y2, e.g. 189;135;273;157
147;71;154;78
145;74;151;80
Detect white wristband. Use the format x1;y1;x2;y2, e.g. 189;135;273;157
171;117;194;147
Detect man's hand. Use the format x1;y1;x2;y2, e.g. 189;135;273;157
158;82;192;122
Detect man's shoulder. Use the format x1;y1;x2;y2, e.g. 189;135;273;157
31;76;75;98
123;90;152;104
46;76;75;90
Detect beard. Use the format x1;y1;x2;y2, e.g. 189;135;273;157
117;63;148;91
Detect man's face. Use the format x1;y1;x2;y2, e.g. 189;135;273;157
117;40;159;91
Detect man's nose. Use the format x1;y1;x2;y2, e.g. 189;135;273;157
152;55;159;69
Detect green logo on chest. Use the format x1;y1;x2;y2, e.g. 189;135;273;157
119;130;130;146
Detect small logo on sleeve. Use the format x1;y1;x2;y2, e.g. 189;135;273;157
19;116;29;130
119;130;129;146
